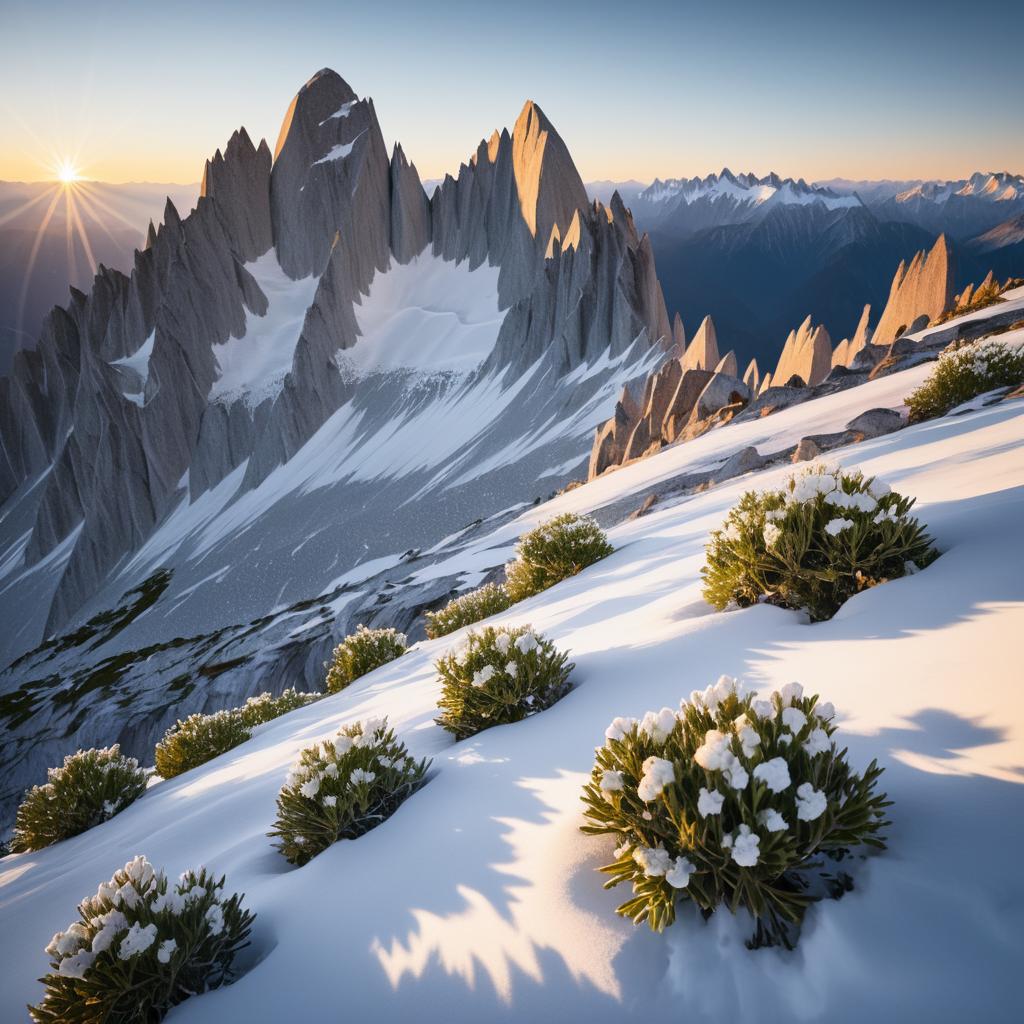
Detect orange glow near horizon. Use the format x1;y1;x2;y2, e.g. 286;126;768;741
55;159;82;184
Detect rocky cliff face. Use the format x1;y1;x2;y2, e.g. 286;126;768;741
871;234;956;346
772;316;833;386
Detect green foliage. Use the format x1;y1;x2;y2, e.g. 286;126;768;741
238;687;321;728
581;676;890;944
154;710;249;780
325;625;408;694
425;582;512;639
906;337;1024;423
269;717;429;866
11;747;148;853
701;463;937;622
504;513;614;602
435;625;574;740
30;855;254;1023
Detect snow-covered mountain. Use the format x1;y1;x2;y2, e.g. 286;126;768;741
0;69;673;818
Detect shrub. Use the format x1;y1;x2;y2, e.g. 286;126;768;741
11;747;148;853
325;625;408;693
30;855;254;1023
269;717;429;866
906;336;1024;423
581;676;890;945
701;463;937;622
435;625;574;740
504;513;614;602
238;687;321;728
154;709;249;780
425;582;512;639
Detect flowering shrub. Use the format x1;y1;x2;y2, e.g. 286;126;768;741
269;717;429;866
425;582;512;639
30;855;254;1023
906;337;1024;423
238;687;321;728
581;676;890;945
435;625;574;740
154;710;249;780
325;625;408;693
702;463;937;621
11;747;147;853
504;513;614;602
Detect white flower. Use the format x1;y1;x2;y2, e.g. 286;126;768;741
752;757;791;793
723;522;742;542
494;633;512;655
350;768;376;784
781;706;807;733
693;729;731;771
737;725;760;759
514;632;538;654
205;904;225;936
637;756;676;801
697;786;725;817
757;808;788;833
803;727;832;757
96;881;118;903
118;922;157;960
750;699;773;720
778;682;803;707
725;761;749;790
666;856;696;889
156;939;177;964
721;831;734;849
472;665;496;687
868;478;892;499
333;735;355;755
632;845;673;877
639;707;677;745
599;770;624;792
816;701;836;722
796;782;828;821
763;522;782;547
114;883;140;909
300;778;320;799
730;824;760;867
604;717;637;744
504;661;518;677
323;795;337;807
58;951;96;979
824;517;854;537
779;731;793;746
124;856;155;889
90;911;128;954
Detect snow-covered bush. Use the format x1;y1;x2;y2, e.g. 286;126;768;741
269;717;429;866
30;855;254;1023
906;336;1024;422
581;676;890;944
702;463;937;621
238;687;321;728
11;747;147;853
425;582;512;639
325;625;408;693
504;513;614;602
435;625;574;740
154;709;249;780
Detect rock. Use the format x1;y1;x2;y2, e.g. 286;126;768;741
663;369;715;441
845;408;903;438
389;143;431;263
792;438;822;462
628;493;659;519
742;358;760;391
832;304;872;368
715;351;738;377
714;446;763;481
681;315;720;371
692;372;751;422
872;234;956;347
773;316;832;387
784;374;806;388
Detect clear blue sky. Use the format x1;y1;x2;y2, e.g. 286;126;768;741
2;0;1021;184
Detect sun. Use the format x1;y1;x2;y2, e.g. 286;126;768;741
55;160;81;185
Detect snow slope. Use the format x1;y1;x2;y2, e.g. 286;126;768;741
1;368;1021;1023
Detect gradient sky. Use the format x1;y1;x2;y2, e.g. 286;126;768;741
2;0;1022;186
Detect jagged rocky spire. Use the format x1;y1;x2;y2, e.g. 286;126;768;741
871;234;955;346
773;316;832;387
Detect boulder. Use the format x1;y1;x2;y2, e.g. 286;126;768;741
693;372;751;422
792;437;822;463
845;408;903;439
714;446;764;482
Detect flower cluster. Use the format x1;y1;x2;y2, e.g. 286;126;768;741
325;624;408;693
581;675;890;943
154;709;250;780
238;687;322;728
11;746;148;853
425;581;513;638
31;855;254;1023
504;513;614;602
906;335;1024;423
702;463;937;621
434;625;574;739
269;717;430;866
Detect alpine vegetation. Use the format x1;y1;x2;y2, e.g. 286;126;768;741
435;625;574;740
425;582;512;639
581;676;890;945
154;710;249;780
269;717;429;866
11;747;147;853
702;463;937;621
238;687;322;728
30;855;254;1024
504;513;614;602
325;625;408;693
906;337;1024;423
